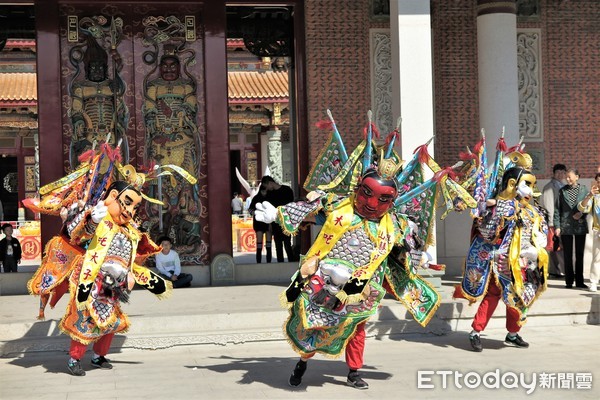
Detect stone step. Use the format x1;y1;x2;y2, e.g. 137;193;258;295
0;262;302;295
1;262;446;295
1;280;597;356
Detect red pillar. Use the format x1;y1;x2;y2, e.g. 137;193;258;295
35;0;62;247
204;1;232;259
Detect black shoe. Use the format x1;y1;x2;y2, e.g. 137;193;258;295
565;285;573;289
289;360;307;387
469;334;483;352
576;284;589;289
505;334;529;348
347;371;369;390
91;356;113;369
67;359;86;376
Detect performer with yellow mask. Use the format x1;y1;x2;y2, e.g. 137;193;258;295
61;178;171;376
457;156;548;352
25;135;197;376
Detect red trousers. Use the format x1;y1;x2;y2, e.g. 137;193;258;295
303;321;366;370
472;281;520;333
345;322;366;370
69;333;115;360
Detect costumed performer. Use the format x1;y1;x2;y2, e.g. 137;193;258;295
456;144;548;352
26;139;123;320
255;110;475;389
26;138;197;333
61;175;172;377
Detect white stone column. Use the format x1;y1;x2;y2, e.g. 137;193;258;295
390;0;437;265
389;0;435;161
266;128;283;183
477;0;520;154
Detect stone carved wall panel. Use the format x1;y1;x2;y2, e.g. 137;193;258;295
370;29;393;137
517;29;543;142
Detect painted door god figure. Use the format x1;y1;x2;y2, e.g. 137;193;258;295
142;37;201;258
69;23;128;171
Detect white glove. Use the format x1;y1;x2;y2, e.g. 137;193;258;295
91;200;108;224
254;201;277;224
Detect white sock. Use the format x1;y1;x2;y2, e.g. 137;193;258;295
470;330;480;337
69;357;78;364
93;353;101;360
508;332;517;338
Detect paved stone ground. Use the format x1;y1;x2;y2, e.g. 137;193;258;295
1;325;598;400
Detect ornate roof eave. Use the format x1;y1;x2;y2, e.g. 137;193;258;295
4;39;37;53
227;38;245;48
0;100;37;108
0;121;38;130
229;98;289;105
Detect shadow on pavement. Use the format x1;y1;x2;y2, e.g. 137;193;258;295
390;329;508;351
585;293;600;324
364;303;513;352
2;328;129;372
5;350;68;374
187;355;392;390
366;303;454;339
6;347;142;377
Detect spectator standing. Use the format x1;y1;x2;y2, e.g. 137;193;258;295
0;223;21;272
541;163;567;277
231;192;243;215
554;169;589;289
248;185;272;263
245;194;253;214
578;173;600;292
155;236;193;288
261;175;296;262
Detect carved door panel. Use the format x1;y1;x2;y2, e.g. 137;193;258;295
59;3;208;264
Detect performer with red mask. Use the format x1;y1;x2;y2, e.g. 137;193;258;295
255;108;477;389
256;160;440;389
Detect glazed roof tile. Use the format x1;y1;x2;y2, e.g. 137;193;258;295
0;71;287;104
228;71;288;102
0;73;37;101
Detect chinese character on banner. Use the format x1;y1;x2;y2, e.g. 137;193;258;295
20;236;41;260
237;228;257;252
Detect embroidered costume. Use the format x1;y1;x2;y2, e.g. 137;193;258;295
256;110;475;388
24;137;196;376
279;192;438;358
59;208;168;344
455;133;548;351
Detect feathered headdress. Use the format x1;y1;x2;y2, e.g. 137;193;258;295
115;162;197;205
303;109;477;248
23;134;121;216
23;133;197;216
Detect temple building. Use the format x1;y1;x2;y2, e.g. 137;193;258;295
0;0;597;283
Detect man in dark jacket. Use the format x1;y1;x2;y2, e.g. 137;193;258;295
261;175;297;262
0;223;22;272
554;169;589;288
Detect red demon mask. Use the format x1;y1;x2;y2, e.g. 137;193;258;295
353;172;398;220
